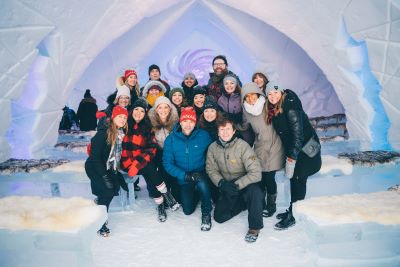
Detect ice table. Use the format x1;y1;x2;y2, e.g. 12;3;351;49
0;196;107;267
293;191;400;267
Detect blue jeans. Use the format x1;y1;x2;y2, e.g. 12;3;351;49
180;178;212;216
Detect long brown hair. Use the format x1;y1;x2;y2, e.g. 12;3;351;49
252;72;269;92
266;93;285;124
106;118;128;145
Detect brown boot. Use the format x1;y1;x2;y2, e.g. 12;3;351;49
245;229;260;243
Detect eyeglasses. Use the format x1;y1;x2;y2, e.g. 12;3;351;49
213;63;226;67
119;96;130;100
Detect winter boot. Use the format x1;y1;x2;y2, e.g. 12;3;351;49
162;191;180;211
276;209;290;220
157;202;167;222
262;193;277;218
274;210;296;230
97;221;110;237
245;229;260;243
201;213;212;231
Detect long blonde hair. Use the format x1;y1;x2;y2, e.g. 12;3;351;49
125;80;141;98
266;93;285;124
106;118;128;145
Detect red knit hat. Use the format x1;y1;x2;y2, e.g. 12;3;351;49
180;107;197;123
111;106;128;119
124;69;137;80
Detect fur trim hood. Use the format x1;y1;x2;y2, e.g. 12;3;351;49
148;100;179;132
142;80;167;98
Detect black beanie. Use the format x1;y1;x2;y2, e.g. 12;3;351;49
148;64;161;75
132;97;149;111
212;55;228;66
84;89;91;98
203;96;219;111
193;86;207;97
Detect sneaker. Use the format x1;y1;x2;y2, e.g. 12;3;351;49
162;191;180;211
245;229;259;243
201;214;212;231
276;209;289;220
97;222;110;237
157;203;167;222
274;212;296;230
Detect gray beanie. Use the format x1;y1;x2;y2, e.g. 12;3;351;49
265;82;284;94
183;72;196;81
223;74;238;85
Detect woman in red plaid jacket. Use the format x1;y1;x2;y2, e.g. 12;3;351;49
120;98;180;222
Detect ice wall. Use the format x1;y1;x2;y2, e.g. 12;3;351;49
0;0;398;161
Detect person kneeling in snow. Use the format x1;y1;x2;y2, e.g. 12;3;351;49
163;107;213;231
206;114;263;243
85;106;129;237
120;98;179;223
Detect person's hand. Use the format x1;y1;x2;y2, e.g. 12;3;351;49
191;171;205;181
218;179;239;197
284;157;296;179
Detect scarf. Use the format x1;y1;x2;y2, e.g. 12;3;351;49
106;128;125;172
243;95;265;116
146;92;165;107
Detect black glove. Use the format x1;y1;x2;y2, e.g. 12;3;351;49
102;173;114;189
184;172;205;182
218;179;239;197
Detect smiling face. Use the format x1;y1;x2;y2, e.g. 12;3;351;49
213;59;227;75
156;103;171;121
218;122;236;142
126;75;137;87
117;96;130;108
193;94;205;108
132;107;145;123
171;92;183;106
253;74;265;88
149;69;160;80
245;93;259;106
224;80;236;94
180;119;196;136
113;114;128;128
184;77;195;87
149;88;160;97
203;108;217;122
267;90;283;105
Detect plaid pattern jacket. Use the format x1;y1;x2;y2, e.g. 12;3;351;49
121;122;157;176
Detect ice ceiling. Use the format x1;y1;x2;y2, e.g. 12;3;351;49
0;0;399;161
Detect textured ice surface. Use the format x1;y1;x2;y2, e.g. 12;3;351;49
0;196;107;267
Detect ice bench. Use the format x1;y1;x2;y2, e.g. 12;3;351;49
0;160;139;212
293;191;400;267
0;196;107;267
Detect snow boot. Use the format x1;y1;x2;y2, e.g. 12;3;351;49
162;191;180;211
274;211;296;230
276;209;290;220
97;221;110;237
262;193;277;218
157;202;167;222
245;229;260;243
201;213;212;231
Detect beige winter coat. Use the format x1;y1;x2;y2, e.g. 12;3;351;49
206;137;262;190
240;84;285;172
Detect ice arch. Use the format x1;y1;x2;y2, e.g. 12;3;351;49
0;0;398;162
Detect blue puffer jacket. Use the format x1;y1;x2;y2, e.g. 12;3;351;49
163;124;212;184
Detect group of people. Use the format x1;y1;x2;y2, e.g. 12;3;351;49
84;55;322;243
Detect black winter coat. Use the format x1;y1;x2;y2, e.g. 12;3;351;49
77;97;98;131
85;128;125;197
271;89;321;178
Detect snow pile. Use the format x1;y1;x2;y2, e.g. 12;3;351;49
294;191;400;225
51;160;86;173
0;158;70;175
0;196;103;232
319;155;353;175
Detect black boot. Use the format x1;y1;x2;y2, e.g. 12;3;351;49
274;210;296;230
97;221;110;237
162;191;180;211
262;193;277;218
276;209;289;220
157;202;167;222
201;213;212;231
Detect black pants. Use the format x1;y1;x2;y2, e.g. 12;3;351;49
155;150;181;203
261;171;277;195
138;161;164;199
97;195;114;212
214;183;264;230
289;171;308;211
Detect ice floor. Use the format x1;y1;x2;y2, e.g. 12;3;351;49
0;133;399;267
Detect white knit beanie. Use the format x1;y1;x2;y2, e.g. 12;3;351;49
114;85;131;104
